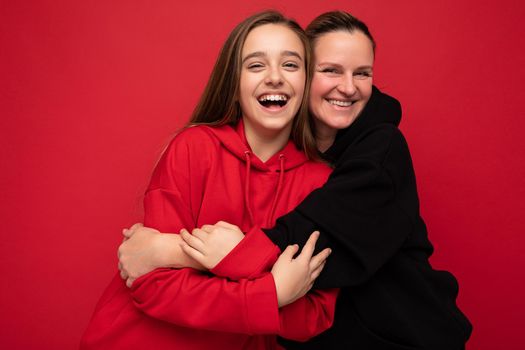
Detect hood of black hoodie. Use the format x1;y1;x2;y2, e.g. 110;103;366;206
322;86;402;163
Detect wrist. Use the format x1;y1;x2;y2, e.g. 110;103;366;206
271;273;287;308
155;234;181;268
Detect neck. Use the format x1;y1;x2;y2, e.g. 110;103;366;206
243;121;291;162
315;121;337;153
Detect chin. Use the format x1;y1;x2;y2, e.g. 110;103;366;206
326;115;358;130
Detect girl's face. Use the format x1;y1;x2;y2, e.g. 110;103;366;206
309;30;374;132
239;23;306;140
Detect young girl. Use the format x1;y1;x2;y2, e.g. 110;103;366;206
80;11;337;350
120;11;472;350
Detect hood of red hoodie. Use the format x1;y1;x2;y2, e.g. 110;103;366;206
198;119;309;173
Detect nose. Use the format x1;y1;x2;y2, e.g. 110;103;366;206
264;67;284;86
337;74;356;96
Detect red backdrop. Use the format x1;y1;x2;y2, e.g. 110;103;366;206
1;1;524;349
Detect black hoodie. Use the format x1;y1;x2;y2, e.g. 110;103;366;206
265;86;472;349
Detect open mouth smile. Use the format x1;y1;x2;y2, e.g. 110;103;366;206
327;99;353;107
258;94;289;108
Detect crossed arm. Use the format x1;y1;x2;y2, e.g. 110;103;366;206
118;222;338;340
117;130;337;340
119;222;332;308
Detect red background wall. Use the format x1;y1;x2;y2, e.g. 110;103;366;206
1;1;524;349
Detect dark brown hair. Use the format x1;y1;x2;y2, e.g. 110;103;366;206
306;11;376;53
188;10;317;159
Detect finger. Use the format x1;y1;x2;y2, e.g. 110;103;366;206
280;244;299;261
123;223;144;238
122;228;132;238
180;242;206;265
118;262;123;271
190;228;209;241
180;229;205;252
200;224;215;233
311;261;326;281
214;221;240;231
309;247;332;270
298;231;320;261
126;278;135;288
120;269;128;280
129;222;144;230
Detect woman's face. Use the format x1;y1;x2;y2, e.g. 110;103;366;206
309;30;374;132
239;24;306;139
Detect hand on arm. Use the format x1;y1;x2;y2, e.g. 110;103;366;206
131;228;337;337
179;221;245;269
118;223;205;287
271;231;331;307
266;129;415;289
176;222;332;308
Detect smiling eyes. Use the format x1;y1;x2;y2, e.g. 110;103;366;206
246;61;301;71
318;67;373;80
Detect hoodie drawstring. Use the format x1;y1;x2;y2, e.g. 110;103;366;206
244;151;255;227
268;154;285;227
244;152;285;228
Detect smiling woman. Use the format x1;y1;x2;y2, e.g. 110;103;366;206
116;10;472;350
81;10;337;350
239;23;306;161
310;30;374;152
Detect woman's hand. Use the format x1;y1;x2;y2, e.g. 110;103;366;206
179;221;245;269
118;223;205;287
271;231;331;307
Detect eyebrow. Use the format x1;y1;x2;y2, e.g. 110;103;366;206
317;62;373;70
242;50;303;64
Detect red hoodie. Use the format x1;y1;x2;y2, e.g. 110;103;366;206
81;121;338;350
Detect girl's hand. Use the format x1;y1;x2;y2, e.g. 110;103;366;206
179;221;245;269
118;223;204;288
271;231;331;307
118;224;166;287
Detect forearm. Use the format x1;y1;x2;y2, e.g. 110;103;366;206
211;226;280;280
130;267;280;334
277;288;339;341
263;131;416;289
263;198;411;289
157;233;200;269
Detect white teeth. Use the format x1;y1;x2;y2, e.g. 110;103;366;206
328;99;352;107
259;94;288;102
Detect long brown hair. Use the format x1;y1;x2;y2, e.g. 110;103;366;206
189;10;318;159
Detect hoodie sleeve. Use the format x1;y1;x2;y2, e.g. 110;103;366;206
264;125;417;289
131;128;337;338
210;227;339;341
128;129;279;334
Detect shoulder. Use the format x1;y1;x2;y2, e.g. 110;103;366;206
303;158;332;173
356;123;401;149
170;125;219;147
298;158;332;185
149;126;219;189
154;125;222;175
163;125;221;157
342;124;410;165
